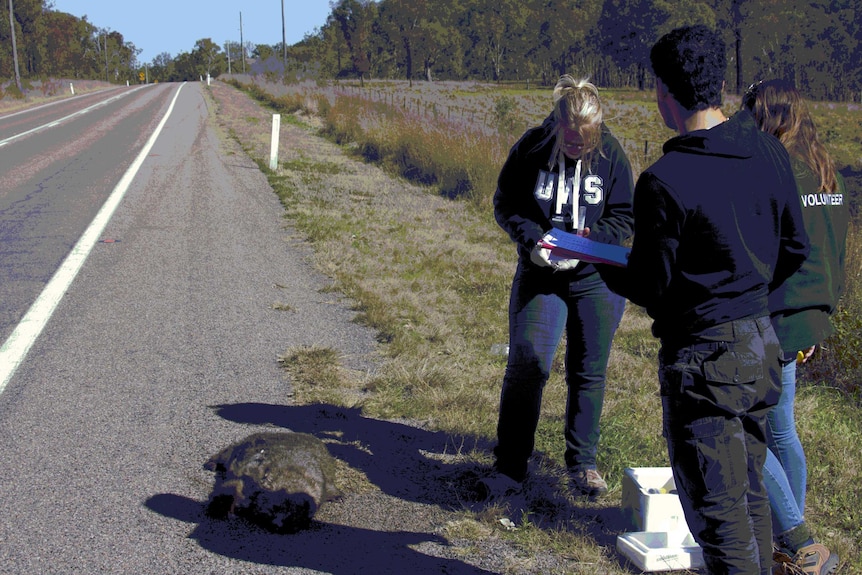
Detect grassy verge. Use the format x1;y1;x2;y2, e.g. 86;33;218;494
211;78;862;574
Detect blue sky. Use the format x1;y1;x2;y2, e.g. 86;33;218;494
51;0;334;64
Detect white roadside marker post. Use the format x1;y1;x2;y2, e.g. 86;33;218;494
269;114;281;171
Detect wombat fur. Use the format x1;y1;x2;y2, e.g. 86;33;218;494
204;431;340;533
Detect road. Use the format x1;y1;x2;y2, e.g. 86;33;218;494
0;82;379;573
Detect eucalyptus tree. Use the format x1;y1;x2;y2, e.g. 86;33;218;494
594;0;672;89
148;51;174;83
194;37;222;78
330;0;375;84
309;19;347;78
100;30;137;83
523;0;602;84
5;0;39;77
742;0;859;100
40;10;92;77
463;0;529;81
414;0;457;82
376;0;424;85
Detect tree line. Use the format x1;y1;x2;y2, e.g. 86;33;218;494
2;0;860;101
305;0;861;100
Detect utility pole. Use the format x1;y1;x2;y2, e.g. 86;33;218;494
239;12;245;73
226;41;231;74
8;0;22;92
281;0;287;68
104;32;109;82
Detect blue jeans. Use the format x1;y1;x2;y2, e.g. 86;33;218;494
763;360;807;535
493;265;625;481
659;316;782;575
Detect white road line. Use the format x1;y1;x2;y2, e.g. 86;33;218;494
0;85;147;148
0;82;186;395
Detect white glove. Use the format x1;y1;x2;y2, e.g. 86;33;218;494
530;244;580;271
549;252;581;270
530;244;554;268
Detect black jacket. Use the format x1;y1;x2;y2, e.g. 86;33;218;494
601;110;810;340
494;115;635;279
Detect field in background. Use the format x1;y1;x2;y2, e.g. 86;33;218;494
224;75;862;398
213;76;862;573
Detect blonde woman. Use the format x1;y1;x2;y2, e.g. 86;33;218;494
744;78;847;575
486;76;634;498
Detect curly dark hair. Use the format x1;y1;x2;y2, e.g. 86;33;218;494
650;25;726;112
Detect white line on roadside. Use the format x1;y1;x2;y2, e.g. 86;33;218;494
0;85;148;148
0;82;186;395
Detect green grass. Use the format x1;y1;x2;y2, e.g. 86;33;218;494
212;77;862;575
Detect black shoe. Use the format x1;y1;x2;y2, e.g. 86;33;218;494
475;472;523;501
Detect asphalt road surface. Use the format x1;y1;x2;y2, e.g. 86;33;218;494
0;82;379;573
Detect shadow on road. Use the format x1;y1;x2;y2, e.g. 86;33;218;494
145;492;498;574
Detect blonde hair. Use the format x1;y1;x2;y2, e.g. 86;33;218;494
551;75;603;168
743;79;838;193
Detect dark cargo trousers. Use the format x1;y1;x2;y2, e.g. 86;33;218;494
659;316;782;575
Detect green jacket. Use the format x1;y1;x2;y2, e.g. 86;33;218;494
769;158;850;353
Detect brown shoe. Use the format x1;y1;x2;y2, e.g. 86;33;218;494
793;543;839;575
570;468;608;497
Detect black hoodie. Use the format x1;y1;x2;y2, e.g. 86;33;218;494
494;115;635;280
601;110;810;340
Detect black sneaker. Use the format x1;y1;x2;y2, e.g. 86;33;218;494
570;468;608;497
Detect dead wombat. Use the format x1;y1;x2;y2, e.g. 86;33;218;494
204;431;340;533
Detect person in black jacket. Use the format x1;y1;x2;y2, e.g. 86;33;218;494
486;75;634;498
597;26;809;573
744;78;846;575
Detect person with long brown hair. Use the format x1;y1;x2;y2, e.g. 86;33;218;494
744;78;847;575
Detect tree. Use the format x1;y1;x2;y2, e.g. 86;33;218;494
464;0;528;81
194;37;221;78
522;0;603;83
377;0;466;84
376;0;419;84
148;51;174;82
330;0;374;84
594;0;671;89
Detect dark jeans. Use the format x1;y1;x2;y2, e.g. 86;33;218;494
494;264;625;481
659;316;782;575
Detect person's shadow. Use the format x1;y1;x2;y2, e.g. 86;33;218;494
145;492;498;574
145;402;635;572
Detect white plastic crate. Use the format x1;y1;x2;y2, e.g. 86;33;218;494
617;531;705;572
621;467;689;532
